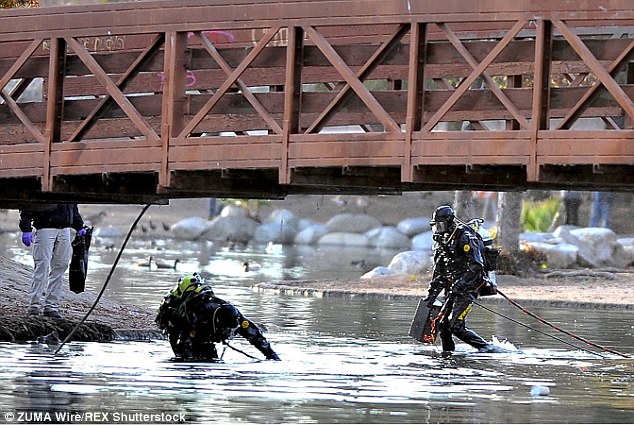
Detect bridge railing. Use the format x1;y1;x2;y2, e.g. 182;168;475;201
1;0;634;202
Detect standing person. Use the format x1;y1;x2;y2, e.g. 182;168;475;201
561;190;582;226
424;205;493;353
589;192;615;228
19;204;86;318
156;273;280;361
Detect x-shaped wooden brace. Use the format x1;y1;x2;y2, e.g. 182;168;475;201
554;19;634;130
422;20;528;132
0;38;46;143
303;25;401;134
179;27;282;138
68;33;166;142
304;24;409;134
66;36;159;140
196;30;282;135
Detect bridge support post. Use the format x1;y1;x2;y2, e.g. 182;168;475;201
43;37;67;192
403;23;426;183
280;26;304;184
159;32;188;190
528;19;553;182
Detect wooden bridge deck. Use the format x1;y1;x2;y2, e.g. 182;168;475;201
1;0;634;204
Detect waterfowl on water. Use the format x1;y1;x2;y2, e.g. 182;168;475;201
243;261;262;272
155;258;180;270
136;256;153;267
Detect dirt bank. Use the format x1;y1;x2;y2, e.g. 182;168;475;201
0;255;160;342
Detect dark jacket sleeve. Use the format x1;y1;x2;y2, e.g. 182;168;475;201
71;204;85;231
19;210;33;232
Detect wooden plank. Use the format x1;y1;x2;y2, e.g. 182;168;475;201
3;0;634;43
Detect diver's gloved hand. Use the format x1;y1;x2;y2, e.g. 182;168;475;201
423;292;437;307
266;351;281;361
424;282;443;306
21;232;33;247
77;228;87;237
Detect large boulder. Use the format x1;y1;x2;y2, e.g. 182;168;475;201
318;232;369;247
520;232;555;244
525;241;578;269
553;226;599;268
325;213;381;233
361;266;397;279
220;204;250;217
298;218;319;231
570;227;629;268
254;222;298;244
411;230;434;251
617;237;634;266
204;215;258;243
264;209;300;230
254;209;301;243
365;226;410;249
387;250;433;275
171;217;211;240
396;217;430;237
294;224;329;245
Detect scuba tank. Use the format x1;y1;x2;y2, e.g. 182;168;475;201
463;217;500;296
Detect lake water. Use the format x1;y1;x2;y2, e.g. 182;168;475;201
0;233;633;424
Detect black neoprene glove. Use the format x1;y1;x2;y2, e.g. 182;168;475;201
266;351;281;361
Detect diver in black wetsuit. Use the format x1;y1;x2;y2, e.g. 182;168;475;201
424;205;494;353
156;273;280;361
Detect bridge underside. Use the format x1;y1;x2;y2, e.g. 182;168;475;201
2;0;634;204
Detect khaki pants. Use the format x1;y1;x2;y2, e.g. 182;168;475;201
29;228;72;312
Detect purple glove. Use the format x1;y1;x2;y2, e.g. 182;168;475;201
77;228;87;237
21;232;33;247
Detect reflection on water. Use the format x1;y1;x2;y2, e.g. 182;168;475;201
0;233;633;423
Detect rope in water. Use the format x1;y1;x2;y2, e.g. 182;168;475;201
495;288;630;358
54;204;152;355
472;299;605;357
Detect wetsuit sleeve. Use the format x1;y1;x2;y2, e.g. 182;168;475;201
236;314;280;360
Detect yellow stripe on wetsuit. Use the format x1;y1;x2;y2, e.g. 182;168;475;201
457;303;473;321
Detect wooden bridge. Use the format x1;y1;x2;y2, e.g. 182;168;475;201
2;0;634;204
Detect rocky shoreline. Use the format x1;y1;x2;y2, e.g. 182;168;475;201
0;255;161;343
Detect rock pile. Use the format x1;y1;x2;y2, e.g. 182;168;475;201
161;205;634;279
